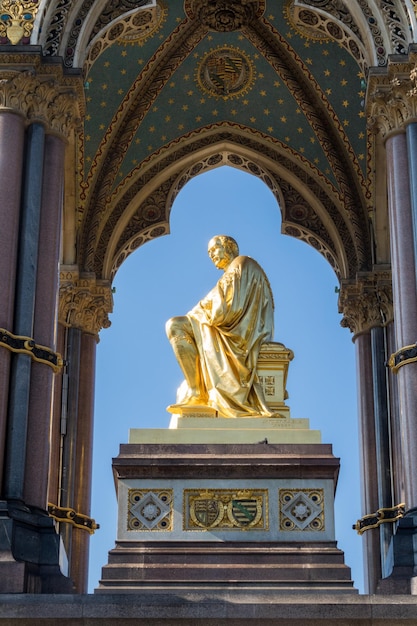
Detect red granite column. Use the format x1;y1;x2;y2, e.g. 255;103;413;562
0;111;25;494
354;331;381;594
386;322;402;505
56;274;111;592
48;323;66;508
71;332;97;593
385;132;417;510
23;134;66;509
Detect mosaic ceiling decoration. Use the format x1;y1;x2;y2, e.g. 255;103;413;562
77;0;383;279
2;0;413;279
82;2;368;189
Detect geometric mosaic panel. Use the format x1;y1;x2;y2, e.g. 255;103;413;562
279;489;324;531
127;489;173;531
183;488;268;531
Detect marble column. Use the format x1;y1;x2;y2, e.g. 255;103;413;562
0;111;25;494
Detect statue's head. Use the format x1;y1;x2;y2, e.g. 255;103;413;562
208;235;239;270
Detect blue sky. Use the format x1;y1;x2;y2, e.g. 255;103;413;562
88;165;364;592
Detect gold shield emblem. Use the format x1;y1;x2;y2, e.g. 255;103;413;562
227;497;262;528
190;496;224;529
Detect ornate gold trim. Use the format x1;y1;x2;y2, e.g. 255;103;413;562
388;344;417;373
183;488;268;531
48;503;99;535
0;328;63;372
0;0;39;45
353;503;405;535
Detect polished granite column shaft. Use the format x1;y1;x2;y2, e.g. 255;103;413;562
354;331;380;594
48;324;66;509
60;326;82;561
71;332;97;593
4;122;45;501
0;111;25;493
386;132;417;510
24;134;65;509
371;325;393;577
406;122;417;275
375;131;417;593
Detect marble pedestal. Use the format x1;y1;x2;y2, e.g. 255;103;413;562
97;422;355;593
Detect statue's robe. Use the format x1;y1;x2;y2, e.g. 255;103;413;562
179;255;275;417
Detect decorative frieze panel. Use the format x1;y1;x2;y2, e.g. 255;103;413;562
184;489;268;531
279;488;324;531
119;479;334;541
128;489;173;531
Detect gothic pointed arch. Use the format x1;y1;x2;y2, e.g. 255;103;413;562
95;135;355;283
71;2;374;283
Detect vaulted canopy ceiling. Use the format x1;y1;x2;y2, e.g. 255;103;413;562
19;0;417;281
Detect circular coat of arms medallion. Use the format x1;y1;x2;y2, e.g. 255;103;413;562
197;46;255;100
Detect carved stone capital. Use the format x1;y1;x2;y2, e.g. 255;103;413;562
186;0;264;31
367;49;417;136
0;61;83;136
59;268;113;337
338;268;393;336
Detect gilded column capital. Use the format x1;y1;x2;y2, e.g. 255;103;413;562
339;268;393;337
367;49;417;137
0;60;84;137
59;267;113;337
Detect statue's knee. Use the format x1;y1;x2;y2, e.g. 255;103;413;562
166;316;187;339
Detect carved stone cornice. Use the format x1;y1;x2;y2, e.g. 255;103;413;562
367;48;417;137
59;267;113;337
338;268;393;337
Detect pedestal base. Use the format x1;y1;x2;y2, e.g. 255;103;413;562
0;500;74;593
377;510;417;594
97;540;354;593
97;441;355;594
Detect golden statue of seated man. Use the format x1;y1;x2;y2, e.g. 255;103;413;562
166;235;276;418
